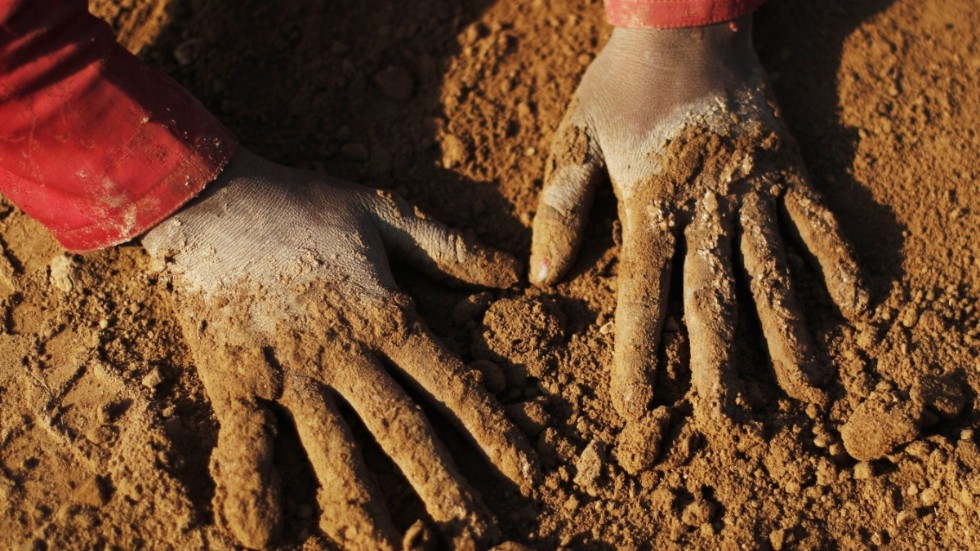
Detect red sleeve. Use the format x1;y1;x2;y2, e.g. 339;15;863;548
0;0;237;252
605;0;767;28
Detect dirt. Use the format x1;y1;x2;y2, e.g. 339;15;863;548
1;0;978;549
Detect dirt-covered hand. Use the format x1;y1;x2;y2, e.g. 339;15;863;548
531;18;868;441
142;149;537;549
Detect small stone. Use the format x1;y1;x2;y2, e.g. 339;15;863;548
373;65;414;101
49;254;78;293
563;494;580;512
920;488;940;507
853;461;875;480
899;307;919;328
141;368;164;390
341;142;369;161
813;435;831;448
98;318;109;330
504;399;551;437
598;321;614;335
841;390;923;461
441;134;468;168
896;510;913;525
769;528;787;551
573;440;606;495
828;443;846;458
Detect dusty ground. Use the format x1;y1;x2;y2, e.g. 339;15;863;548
1;0;978;549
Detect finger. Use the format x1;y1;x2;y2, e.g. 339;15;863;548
379;319;540;493
782;181;869;319
611;202;676;421
326;352;500;549
209;397;282;549
279;374;399;551
365;190;521;289
186;339;283;549
683;192;741;419
739;192;828;405
529;119;605;285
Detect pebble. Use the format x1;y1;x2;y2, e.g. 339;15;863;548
441;134;468;168
573;440;606;495
900;307;919;328
853;461;875;480
504;399;551;437
920;488;940;507
840;390;922;461
769;528;787;550
141;368;164;390
896;510;913;525
49;254;78;293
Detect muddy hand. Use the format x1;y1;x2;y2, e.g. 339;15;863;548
142;149;537;550
530;18;868;447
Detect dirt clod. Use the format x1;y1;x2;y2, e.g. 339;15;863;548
841;390;924;461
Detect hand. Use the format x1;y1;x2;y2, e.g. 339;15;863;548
142;149;537;549
530;18;868;458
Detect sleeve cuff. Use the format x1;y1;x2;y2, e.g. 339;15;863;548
604;0;767;28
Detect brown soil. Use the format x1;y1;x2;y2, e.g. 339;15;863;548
1;0;978;549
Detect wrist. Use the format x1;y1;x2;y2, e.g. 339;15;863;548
606;15;755;74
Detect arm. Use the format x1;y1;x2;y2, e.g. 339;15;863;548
0;0;235;252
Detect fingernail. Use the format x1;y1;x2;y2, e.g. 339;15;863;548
535;258;550;283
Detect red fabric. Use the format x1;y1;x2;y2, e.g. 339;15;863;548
0;0;236;252
605;0;767;28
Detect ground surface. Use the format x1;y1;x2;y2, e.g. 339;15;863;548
1;0;978;549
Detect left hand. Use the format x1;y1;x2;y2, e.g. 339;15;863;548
142;149;537;549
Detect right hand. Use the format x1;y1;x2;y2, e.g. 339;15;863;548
142;149;538;549
530;19;868;467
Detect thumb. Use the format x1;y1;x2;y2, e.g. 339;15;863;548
529;120;604;285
